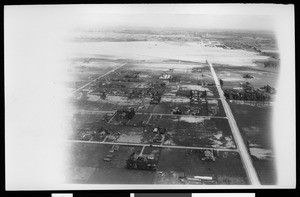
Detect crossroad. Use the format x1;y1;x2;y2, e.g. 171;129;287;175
70;57;261;185
71;62;128;94
207;60;261;185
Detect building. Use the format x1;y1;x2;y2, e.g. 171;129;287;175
159;74;172;79
126;152;157;171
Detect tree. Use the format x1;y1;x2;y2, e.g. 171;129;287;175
219;79;224;86
266;85;272;93
128;109;135;119
203;90;207;99
101;92;106;99
136;156;148;170
126;153;137;169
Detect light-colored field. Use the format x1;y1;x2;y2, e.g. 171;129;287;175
116;133;143;143
249;147;273;160
85;94;142;106
161;96;190;103
180;84;211;91
66;41;269;66
177;116;209;123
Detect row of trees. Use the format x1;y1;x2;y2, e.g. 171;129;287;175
224;89;270;101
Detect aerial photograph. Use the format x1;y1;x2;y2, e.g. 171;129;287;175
63;6;280;186
5;4;295;190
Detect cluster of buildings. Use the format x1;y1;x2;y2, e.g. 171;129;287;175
115;108;136;120
224;82;271;101
150;90;163;104
126;152;157;171
159;73;173;79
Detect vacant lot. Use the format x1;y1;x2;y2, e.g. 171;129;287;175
155;148;248;184
229;100;276;184
168;117;235;149
214;64;279;93
66;143;158;184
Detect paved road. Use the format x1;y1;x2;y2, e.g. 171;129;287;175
207;60;261;185
71;62;128;94
67;139;238;152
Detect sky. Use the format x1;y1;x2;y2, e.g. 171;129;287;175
66;4;283;31
76;14;275;31
5;4;287;31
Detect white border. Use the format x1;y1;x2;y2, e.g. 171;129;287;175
5;4;295;190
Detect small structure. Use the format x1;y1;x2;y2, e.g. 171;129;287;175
172;107;182;114
243;74;254;78
192;67;202;73
201;149;216;161
159;74;173;79
158;127;167;134
103;158;111;162
109;145;119;153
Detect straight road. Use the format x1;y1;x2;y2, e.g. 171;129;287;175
207;60;261;185
71;62;128;94
67;139;238;152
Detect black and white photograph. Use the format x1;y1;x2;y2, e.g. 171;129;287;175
4;4;295;190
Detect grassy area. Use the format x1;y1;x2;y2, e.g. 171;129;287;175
155;148;248;184
67;143;158;184
228;100;276;184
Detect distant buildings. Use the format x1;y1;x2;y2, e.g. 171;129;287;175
159;74;173;79
192;67;202;73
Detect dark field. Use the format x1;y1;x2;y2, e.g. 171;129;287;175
229;100;276;184
66;143;158;184
66;143;247;184
155;148;248;184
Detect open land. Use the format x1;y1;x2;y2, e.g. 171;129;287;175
65;28;278;185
